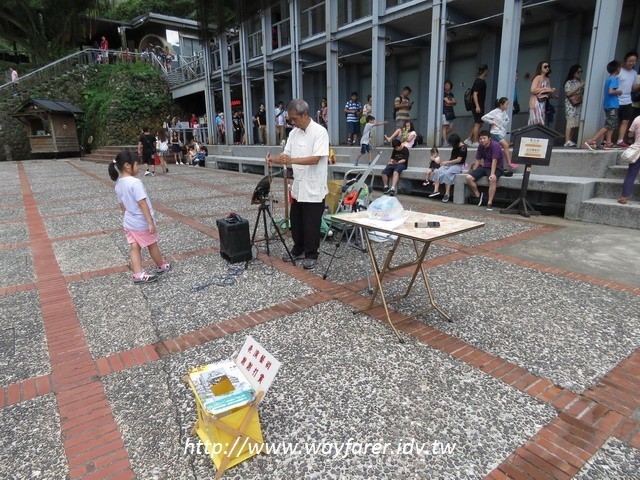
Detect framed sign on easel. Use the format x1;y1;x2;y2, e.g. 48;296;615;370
501;124;561;217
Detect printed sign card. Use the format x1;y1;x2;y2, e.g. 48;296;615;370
235;335;281;393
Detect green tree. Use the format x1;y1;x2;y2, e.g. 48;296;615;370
0;0;97;63
104;0;199;21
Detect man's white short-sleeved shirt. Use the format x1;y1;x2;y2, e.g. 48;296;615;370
114;176;155;231
284;120;329;203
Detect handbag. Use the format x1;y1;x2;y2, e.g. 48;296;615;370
568;94;582;106
620;144;640;165
153;153;161;165
444;110;456;121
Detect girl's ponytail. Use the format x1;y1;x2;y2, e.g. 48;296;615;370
109;150;137;181
108;159;119;181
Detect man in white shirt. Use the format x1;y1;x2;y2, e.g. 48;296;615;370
267;99;329;269
275;101;287;145
616;51;638;148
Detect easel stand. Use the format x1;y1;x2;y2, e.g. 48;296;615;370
248;200;295;266
191;391;265;479
500;164;540;217
184;336;281;479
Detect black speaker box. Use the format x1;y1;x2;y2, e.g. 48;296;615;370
216;216;253;263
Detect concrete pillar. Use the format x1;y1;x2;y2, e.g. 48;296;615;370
290;0;302;99
202;26;216;144
580;0;623;144
326;0;340;145
218;34;231;146
242;31;255;145
426;0;447;146
262;9;275;146
496;0;522;131
371;0;387;146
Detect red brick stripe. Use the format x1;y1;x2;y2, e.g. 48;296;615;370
18;163;135;479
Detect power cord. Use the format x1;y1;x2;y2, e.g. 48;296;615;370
190;264;246;292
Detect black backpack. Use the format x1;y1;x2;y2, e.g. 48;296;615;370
464;89;474;111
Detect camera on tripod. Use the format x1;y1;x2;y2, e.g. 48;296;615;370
251;175;272;205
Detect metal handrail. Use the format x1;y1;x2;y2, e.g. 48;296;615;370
0;48;169;93
0;49;96;93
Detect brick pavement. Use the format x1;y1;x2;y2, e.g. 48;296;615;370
0;159;638;479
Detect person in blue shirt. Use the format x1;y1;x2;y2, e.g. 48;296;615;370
194;146;207;167
584;60;623;150
344;92;362;145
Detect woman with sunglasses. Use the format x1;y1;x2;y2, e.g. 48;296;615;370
528;61;556;125
563;65;585;146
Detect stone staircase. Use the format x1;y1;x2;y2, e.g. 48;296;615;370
575;160;640;229
82;146;138;164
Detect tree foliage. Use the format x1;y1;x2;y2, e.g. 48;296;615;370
103;0;199;21
0;0;97;63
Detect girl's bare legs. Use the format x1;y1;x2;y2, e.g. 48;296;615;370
442;124;452;146
130;243;143;274
423;168;432;185
500;139;513;168
385;128;402;143
147;242;165;267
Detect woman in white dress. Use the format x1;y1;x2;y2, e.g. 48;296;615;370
563;65;585;147
528;61;556;125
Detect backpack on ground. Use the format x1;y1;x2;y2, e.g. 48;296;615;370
464;89;474;111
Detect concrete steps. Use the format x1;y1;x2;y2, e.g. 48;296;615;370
577;198;640;229
605;165;630;179
593;179;640;201
83;146;137;163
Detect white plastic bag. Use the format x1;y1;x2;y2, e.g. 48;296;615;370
620;144;640;165
367;195;404;221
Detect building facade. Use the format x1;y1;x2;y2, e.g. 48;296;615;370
167;0;640;147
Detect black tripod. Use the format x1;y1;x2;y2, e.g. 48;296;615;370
248;197;296;266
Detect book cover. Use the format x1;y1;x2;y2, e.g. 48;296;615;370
188;360;256;415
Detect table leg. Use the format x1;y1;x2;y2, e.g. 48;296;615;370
413;240;452;322
356;234;404;342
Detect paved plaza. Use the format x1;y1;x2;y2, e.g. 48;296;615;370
0;159;639;479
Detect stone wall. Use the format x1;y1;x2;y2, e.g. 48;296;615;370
0;63;172;161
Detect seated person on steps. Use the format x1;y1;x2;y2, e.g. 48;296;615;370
465;130;503;211
385;120;418;149
423;147;441;186
429;134;467;203
193;146;207;167
381;139;409;196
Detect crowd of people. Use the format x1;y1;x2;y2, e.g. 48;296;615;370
121;50;640;213
340;52;638;207
136;123;209;178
